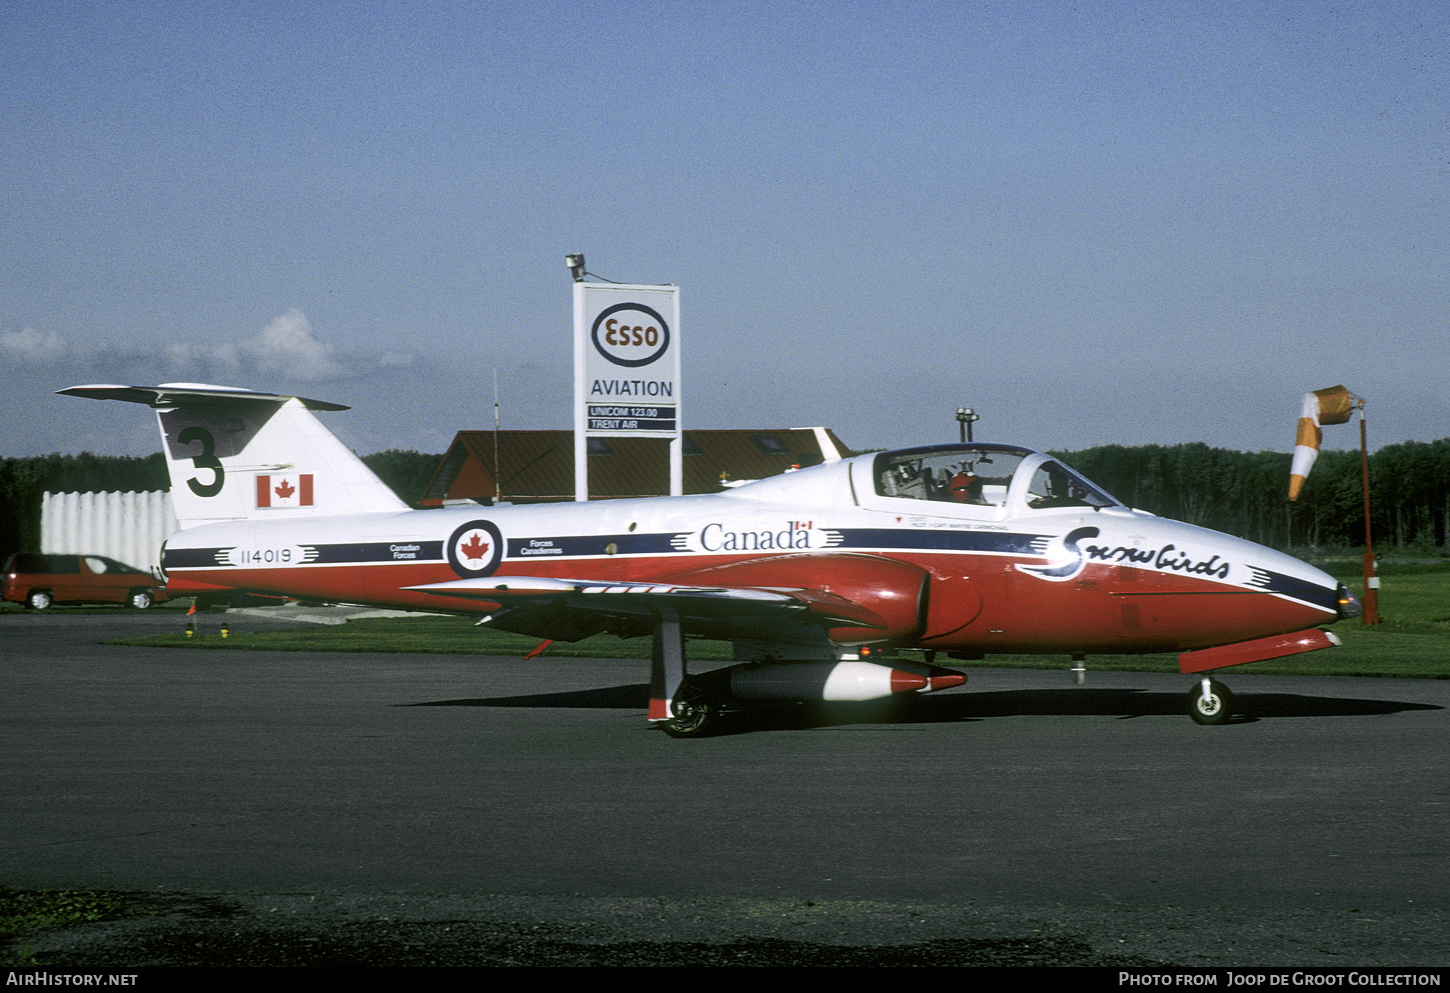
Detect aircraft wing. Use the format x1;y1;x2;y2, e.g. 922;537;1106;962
403;575;888;642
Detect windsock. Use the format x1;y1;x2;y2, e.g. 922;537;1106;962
1288;385;1357;500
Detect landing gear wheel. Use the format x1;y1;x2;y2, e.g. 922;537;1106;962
26;591;53;610
1189;679;1234;725
128;589;155;610
661;685;719;739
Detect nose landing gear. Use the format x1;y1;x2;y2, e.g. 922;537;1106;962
1188;677;1234;725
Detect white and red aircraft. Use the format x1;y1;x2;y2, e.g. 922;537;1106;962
63;383;1361;736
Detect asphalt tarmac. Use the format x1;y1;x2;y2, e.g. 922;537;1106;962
2;609;1447;968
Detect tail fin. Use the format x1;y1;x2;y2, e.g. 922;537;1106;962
59;383;407;529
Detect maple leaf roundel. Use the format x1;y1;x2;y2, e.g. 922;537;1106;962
446;519;503;577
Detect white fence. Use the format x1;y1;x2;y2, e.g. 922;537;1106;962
41;491;177;573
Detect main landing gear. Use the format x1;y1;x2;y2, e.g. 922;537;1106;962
1188;676;1235;725
651;607;725;739
661;683;719;739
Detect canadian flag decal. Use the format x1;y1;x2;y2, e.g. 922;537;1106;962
256;474;315;508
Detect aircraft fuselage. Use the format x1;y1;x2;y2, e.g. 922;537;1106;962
161;454;1347;659
61;386;1358;730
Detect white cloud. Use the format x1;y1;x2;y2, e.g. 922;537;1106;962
7;311;418;388
0;327;70;365
239;308;348;381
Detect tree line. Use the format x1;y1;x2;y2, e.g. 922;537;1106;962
1053;439;1450;552
2;441;1446;568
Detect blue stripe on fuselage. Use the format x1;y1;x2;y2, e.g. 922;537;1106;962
165;529;1053;569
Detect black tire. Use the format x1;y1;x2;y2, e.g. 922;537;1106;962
660;687;719;739
128;589;155;610
1189;679;1234;725
26;590;53;610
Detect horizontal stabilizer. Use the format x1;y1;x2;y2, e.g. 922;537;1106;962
58;383;350;411
60;382;403;528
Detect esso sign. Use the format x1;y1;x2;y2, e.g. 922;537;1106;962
591;303;670;368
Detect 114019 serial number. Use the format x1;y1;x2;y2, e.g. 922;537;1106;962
226;548;295;565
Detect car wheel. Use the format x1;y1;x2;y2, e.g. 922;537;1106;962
26;591;53;610
129;589;155;610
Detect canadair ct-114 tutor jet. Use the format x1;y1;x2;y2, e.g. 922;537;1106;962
62;383;1361;736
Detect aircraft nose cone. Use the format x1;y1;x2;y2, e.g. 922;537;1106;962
1251;544;1350;624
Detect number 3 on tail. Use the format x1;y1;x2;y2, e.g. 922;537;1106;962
178;426;224;497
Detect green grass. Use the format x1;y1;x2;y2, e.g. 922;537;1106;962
0;887;243;966
1;888;160;966
105;565;1450;678
1313;557;1450;580
0;888;144;939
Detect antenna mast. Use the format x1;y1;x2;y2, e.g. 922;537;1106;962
493;369;502;506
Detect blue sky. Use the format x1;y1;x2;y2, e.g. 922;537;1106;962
3;1;1445;460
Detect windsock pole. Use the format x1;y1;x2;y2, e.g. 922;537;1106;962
1358;403;1380;625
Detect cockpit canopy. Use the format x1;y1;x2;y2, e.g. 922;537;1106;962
870;444;1123;514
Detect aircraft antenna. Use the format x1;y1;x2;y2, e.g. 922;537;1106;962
493;368;502;506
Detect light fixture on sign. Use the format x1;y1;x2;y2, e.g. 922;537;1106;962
956;407;979;443
565;253;586;282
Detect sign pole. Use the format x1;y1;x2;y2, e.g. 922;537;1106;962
572;281;588;502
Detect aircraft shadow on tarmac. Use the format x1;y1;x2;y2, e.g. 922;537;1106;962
404;684;1441;734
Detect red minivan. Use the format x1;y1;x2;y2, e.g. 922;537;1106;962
2;553;166;610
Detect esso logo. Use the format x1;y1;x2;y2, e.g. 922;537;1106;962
591;303;670;368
